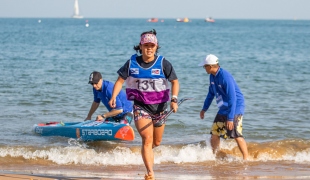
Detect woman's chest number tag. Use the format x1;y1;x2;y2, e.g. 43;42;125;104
136;79;155;90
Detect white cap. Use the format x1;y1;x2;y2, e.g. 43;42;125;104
198;54;219;66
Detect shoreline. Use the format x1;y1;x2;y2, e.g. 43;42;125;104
1;161;310;180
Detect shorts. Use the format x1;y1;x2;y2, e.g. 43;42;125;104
133;105;167;125
210;114;244;139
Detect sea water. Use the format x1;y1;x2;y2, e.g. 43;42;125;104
0;18;309;178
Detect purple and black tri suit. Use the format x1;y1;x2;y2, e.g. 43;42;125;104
126;54;170;104
117;54;177;115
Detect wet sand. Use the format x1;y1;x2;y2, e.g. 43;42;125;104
1;161;310;180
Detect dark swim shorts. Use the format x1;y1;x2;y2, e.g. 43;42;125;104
210;114;244;139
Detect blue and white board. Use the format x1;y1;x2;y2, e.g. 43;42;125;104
33;120;135;141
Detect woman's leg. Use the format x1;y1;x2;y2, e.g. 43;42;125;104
135;118;155;177
153;124;165;148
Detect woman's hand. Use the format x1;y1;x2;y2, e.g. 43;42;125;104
170;102;178;113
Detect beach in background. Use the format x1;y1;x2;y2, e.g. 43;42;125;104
0;18;309;179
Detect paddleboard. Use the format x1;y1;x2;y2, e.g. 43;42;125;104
32;120;135;141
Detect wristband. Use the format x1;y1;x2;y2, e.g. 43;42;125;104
101;114;105;118
172;95;178;99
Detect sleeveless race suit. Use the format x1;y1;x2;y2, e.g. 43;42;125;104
125;54;170;105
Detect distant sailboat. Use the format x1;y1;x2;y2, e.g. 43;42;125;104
72;0;83;19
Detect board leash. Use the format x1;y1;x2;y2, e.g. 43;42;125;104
153;97;193;127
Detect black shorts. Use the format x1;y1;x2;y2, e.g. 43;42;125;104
210;114;244;139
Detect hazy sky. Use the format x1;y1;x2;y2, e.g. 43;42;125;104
0;0;309;20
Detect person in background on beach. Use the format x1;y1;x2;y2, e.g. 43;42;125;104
108;29;179;180
198;54;248;160
85;71;133;124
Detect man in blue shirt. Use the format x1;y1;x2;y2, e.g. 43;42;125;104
198;54;248;160
85;71;133;124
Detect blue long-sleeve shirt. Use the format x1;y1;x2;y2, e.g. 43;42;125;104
93;80;132;118
202;68;245;121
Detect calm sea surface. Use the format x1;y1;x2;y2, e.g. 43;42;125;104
0;18;309;178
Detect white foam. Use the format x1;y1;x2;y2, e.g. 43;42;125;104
1;144;310;165
282;148;310;163
0;144;214;165
253;148;310;163
155;144;215;164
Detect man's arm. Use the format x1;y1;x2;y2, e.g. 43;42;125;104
225;76;237;122
96;109;124;121
85;101;100;120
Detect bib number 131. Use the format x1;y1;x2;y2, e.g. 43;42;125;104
136;80;155;90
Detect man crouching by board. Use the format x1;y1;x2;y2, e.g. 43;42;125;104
85;71;133;124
